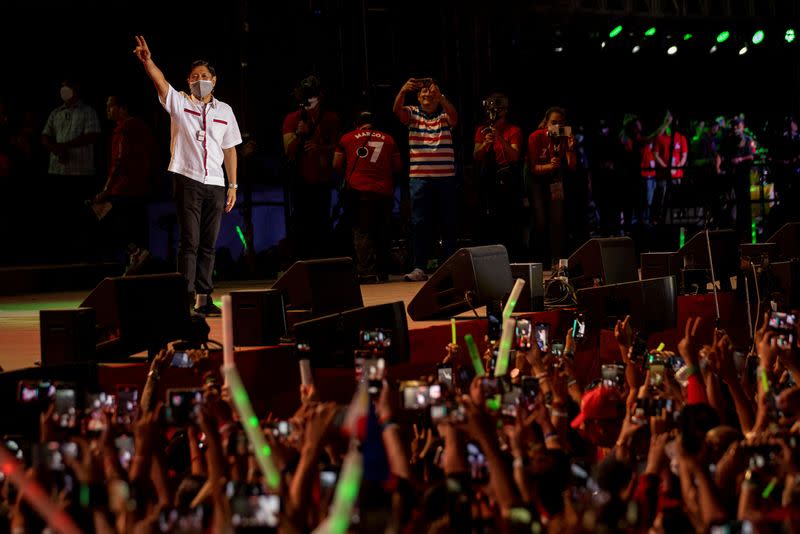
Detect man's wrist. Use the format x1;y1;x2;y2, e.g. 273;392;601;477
227;183;238;189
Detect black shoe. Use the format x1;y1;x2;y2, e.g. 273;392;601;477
193;302;222;317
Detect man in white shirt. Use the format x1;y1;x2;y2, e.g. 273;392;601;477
134;35;242;316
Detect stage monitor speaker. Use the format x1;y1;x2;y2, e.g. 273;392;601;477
640;252;681;281
80;273;191;359
40;308;96;366
271;257;363;318
576;276;678;334
293;301;409;367
229;289;287;346
769;260;800;309
677;229;739;288
407;245;513;321
510;263;544;312
767;223;800;260
740;242;779;264
568;237;639;290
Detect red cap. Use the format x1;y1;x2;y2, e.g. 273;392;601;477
570;386;624;429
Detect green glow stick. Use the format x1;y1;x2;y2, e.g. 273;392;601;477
760;368;770;393
222;365;280;489
235;225;248;251
464;334;485;377
761;477;778;499
313;442;363;534
656;342;665;352
494;317;516;376
451;318;456;345
502;278;526;321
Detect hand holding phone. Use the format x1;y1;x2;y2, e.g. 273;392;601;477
115;386;139;426
54;385;77;429
169;351;194;368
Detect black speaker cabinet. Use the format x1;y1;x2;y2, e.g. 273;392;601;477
80;273;191;358
767;223;800;260
510;263;544;312
229;289;287;346
39;308;96;366
770;260;800;309
271;257;363;318
576;276;678;334
568;237;639;290
294;301;409;367
407;245;513;321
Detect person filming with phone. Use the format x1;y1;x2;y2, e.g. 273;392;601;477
473;92;523;258
526;106;576;267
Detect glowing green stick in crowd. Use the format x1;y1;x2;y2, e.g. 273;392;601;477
451;318;457;345
464;334;485;377
313;441;363;534
222;365;280;489
761;477;778;499
494;317;516;376
502;278;526;321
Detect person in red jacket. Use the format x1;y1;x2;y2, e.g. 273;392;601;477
334;112;402;283
473;93;523;258
527;106;576;266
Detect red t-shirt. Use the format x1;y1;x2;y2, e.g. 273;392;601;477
640;141;657;178
336;128;401;196
107;117;156;197
473;120;522;167
655;131;688;179
282;109;340;185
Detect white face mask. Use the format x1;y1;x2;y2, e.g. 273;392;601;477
304;97;320;110
60;86;74;102
190;80;214;99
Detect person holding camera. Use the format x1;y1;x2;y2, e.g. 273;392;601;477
393;77;458;282
473;92;522;258
133;35;242;316
282;76;340;260
333;111;402;283
526;106;576;266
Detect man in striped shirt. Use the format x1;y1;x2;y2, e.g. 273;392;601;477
393;78;459;281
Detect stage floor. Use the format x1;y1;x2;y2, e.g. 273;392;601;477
0;278;473;372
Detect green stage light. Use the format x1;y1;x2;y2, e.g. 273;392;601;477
786;29;796;43
609;25;623;38
683;33;693;41
717;31;730;43
645;27;656;36
752;30;764;44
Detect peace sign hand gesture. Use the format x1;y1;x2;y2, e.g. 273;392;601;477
133;35;151;63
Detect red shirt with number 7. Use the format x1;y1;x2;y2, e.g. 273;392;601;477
336;128;402;196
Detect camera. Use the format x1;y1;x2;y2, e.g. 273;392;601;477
436;363;453;389
360;329;391;350
54;385;77;429
547;124;572;138
430;401;466;424
400;381;441;410
116;385;139;426
768;311;797;349
572;314;586;340
482;95;508;123
535;322;550;352
515;319;532;351
170;351;194;369
601;364;625;388
165;388;203;427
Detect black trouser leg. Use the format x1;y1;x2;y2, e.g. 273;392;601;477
195;182;225;296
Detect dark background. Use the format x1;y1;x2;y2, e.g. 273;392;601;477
2;0;799;268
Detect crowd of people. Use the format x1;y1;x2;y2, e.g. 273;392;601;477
2;305;799;533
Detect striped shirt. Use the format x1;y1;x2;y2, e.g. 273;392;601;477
403;105;455;178
42;100;101;176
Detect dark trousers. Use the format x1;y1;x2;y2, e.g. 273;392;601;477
530;179;565;268
173;173;225;298
350;189;393;277
409;177;457;271
96;195;149;262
